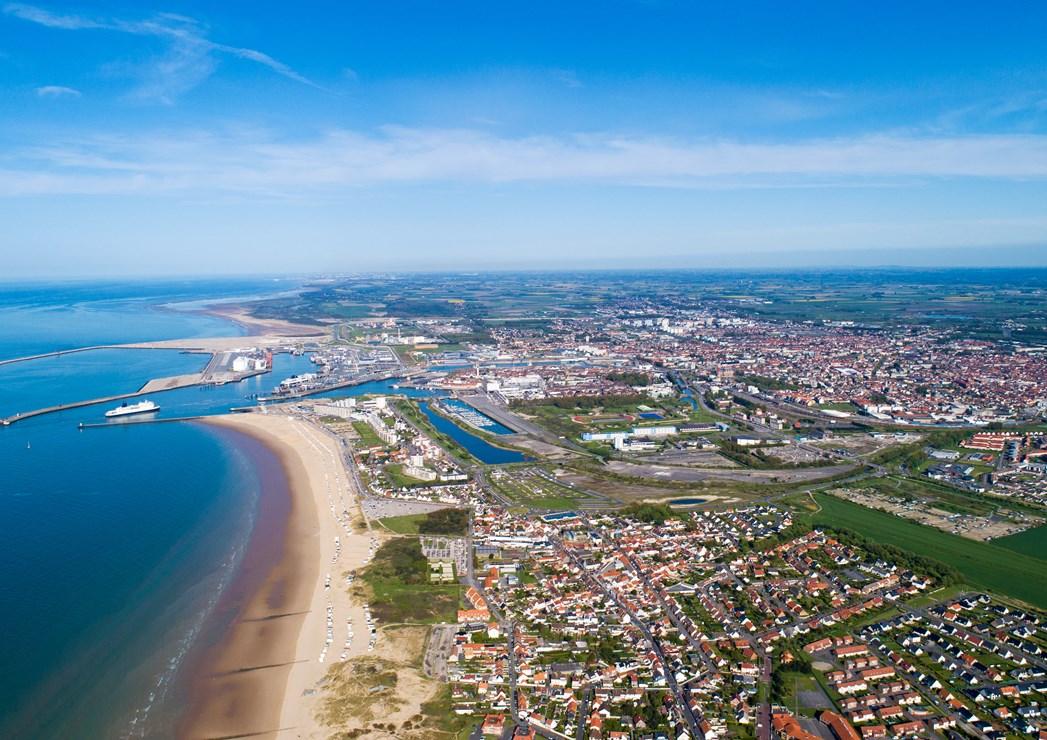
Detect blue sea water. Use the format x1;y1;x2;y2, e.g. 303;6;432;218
0;280;313;738
0;278;291;360
0;413;261;738
0;278;525;738
0;348;209;419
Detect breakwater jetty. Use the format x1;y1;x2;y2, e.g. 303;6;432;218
78;415;208;430
1;372;205;426
0;345;118;367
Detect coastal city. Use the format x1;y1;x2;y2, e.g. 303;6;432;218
6;4;1047;740
115;272;1042;740
3;271;1047;740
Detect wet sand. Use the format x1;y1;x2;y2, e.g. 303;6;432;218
181;412;376;739
204;305;330;338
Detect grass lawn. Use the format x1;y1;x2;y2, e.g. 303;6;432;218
687;405;727;424
352;420;384;448
811;493;1047;609
775;672;825;716
901;583;968;609
994;524;1047;561
817;402;860;413
384;463;431;489
378;512;429;534
378;508;470;536
359;538;462;623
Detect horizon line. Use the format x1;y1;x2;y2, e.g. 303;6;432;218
5;262;1047;283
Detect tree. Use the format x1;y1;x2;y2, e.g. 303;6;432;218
418;508;469;535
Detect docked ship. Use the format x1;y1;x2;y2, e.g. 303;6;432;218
105;400;159;418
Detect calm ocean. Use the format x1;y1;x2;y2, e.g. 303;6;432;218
0;280;311;738
0;279;463;737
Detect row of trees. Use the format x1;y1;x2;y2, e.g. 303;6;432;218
606;371;653;387
620;502;676;525
818;524;963;586
511;393;649;411
770;654;814;704
418;508;469;536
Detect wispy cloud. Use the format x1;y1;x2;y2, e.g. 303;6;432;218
35;84;80;97
551;69;583;89
3;3;318;102
4;2;101;29
4;127;1047;197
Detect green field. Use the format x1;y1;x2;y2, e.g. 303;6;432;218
360;538;461;623
247;271;1047;346
488;468;601;509
811;493;1047;609
994;524;1047;561
352;420;385;448
383;463;431;488
378;508;470;536
378;512;429;534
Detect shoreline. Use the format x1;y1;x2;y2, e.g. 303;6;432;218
201;304;331;338
181;411;376;739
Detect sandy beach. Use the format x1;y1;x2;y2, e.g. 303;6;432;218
205;305;333;338
183;412;378;739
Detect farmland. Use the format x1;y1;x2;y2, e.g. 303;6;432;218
809;493;1047;609
994;524;1047;561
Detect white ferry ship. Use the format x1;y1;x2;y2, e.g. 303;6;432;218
105;400;159;418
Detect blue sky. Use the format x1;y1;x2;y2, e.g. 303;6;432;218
2;1;1047;276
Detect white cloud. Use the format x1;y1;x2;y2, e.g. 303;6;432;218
4;3;318;102
4;3;102;29
551;69;583;89
3;127;1047;197
35;84;81;97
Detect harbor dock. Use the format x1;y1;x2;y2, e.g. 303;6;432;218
1;374;204;426
78;415;207;429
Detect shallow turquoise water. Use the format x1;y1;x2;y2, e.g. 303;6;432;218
0;279;283;360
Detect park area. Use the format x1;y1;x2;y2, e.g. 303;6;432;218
377;508;469;536
357;538;461;624
487;466;606;509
